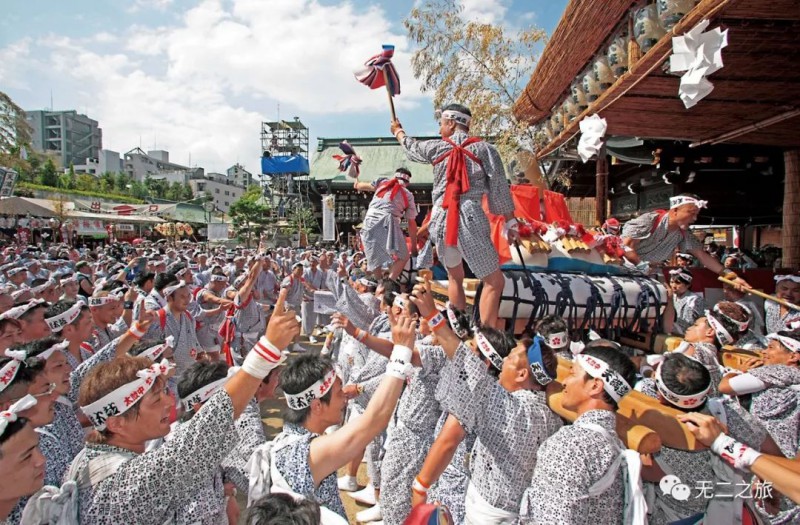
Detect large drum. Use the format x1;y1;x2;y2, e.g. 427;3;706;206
492;269;668;336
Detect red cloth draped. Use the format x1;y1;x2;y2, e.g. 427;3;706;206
482;185;545;265
375;178;408;208
432;137;483;246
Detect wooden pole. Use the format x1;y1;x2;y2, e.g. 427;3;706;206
783;150;800;268
595;142;608;226
382;69;397;121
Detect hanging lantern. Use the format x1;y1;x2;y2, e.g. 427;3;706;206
633;3;666;54
657;0;697;31
550;108;564;135
593;55;615;89
570;80;588;110
562;96;579;123
607;29;630;78
582;68;603;102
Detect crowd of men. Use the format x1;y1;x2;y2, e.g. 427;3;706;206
0;105;798;525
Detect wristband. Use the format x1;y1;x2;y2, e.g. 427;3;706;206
710;433;762;470
354;328;367;343
424;309;440;322
428;311;446;331
124;301;134;310
412;477;430;494
386;345;413;380
243;336;286;379
128;322;146;340
393;128;405;140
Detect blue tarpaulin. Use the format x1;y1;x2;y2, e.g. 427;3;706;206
261;155;309;175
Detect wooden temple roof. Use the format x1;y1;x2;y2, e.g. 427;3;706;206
513;0;800;159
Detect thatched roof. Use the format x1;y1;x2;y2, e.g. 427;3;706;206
514;0;800;158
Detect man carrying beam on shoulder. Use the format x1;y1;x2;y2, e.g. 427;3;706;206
392;104;517;326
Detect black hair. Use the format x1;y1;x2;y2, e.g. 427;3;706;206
0;417;30;455
26;336;63;358
101;280;126;293
246;493;320;525
396;167;411;177
0;354;46;404
134;271;155;288
478;326;517;378
705;312;738;349
154;272;179;292
17;302;48;322
45;299;87;330
443;103;472;117
177;361;229;419
30;278;48;288
280;354;335;425
658;353;711;411
446;305;473;340
580;342;637;409
381;279;402;309
535;315;569;348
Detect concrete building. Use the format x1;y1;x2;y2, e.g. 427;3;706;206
227;163;254;188
188;177;246;213
26;110;102;168
123;147;204;182
71;149;123;176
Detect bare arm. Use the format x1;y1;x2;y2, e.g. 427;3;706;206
413;414;466;505
408;220;418;254
332;313;423;367
235;261;261;304
621;237;642;265
662;287;675;334
408;280;462;359
308;311;414;484
353;181;375;193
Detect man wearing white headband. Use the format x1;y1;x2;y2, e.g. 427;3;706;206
766;273;800;334
522;342;644;525
43;300;94;371
0;396;46;525
279;263;310;354
392;103;517;327
354;166;418;281
301;256;326;344
620;193;751;289
249;311;416;521
224;261;266;362
665;268;705;336
87;289;128;351
409;281;562;523
193;269;232;358
25;289;298;524
720;331;800;459
3;300;51;344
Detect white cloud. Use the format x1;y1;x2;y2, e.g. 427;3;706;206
3;0;428;174
127;0;175;13
459;0;508;24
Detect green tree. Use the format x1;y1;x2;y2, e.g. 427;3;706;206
229;185;271;248
145;175;167;199
39;158;60;186
75;173;96;191
282;203;317;236
405;0;546;163
181;183;195;201
166;181;183;201
100;171;115;191
115;172;132;193
129;180;148;199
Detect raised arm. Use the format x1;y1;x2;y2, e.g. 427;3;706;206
354;180;375;193
308;310;413;484
411;414;466;507
332;312;423;367
235;260;262;305
409;280;462;359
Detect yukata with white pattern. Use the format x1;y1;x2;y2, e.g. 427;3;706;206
193;287;226;351
621;211;703;263
672;290;705;335
360;177;417;272
435;343;562;521
220;398;266;493
380;340;446;525
520;409;625;525
37;397;86;485
765;302;800;335
271;423;347;518
142;308;202;378
400;131;515;279
65;390;237;525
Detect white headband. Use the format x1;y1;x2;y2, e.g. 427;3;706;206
575;354;632;402
392;295;407;310
45;302;84;332
654;363;709;409
541;331;569;349
180;366;237;411
38;340;69;361
766;333;800;353
474;332;504;371
0;299;45;321
6;267;26;276
775;274;800;284
669;269;693;284
80;359;174;431
59;275;78;284
138;336;175;361
440;109;472;126
445;302;468;339
163;280;187;298
669;196;708;210
0;355;24;394
210;274;228;283
285;368;337;410
394;171;411;182
676;252;693;260
705;310;733;346
0;395;37;437
88;295;120;307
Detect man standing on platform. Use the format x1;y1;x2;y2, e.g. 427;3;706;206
392;104;517;326
621;194;750;289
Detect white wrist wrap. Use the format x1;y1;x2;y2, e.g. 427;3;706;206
387;345;413;380
128;323;146;339
711;433;762;470
242;336;285;379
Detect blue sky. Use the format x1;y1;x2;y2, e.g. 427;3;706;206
1;0;568;175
